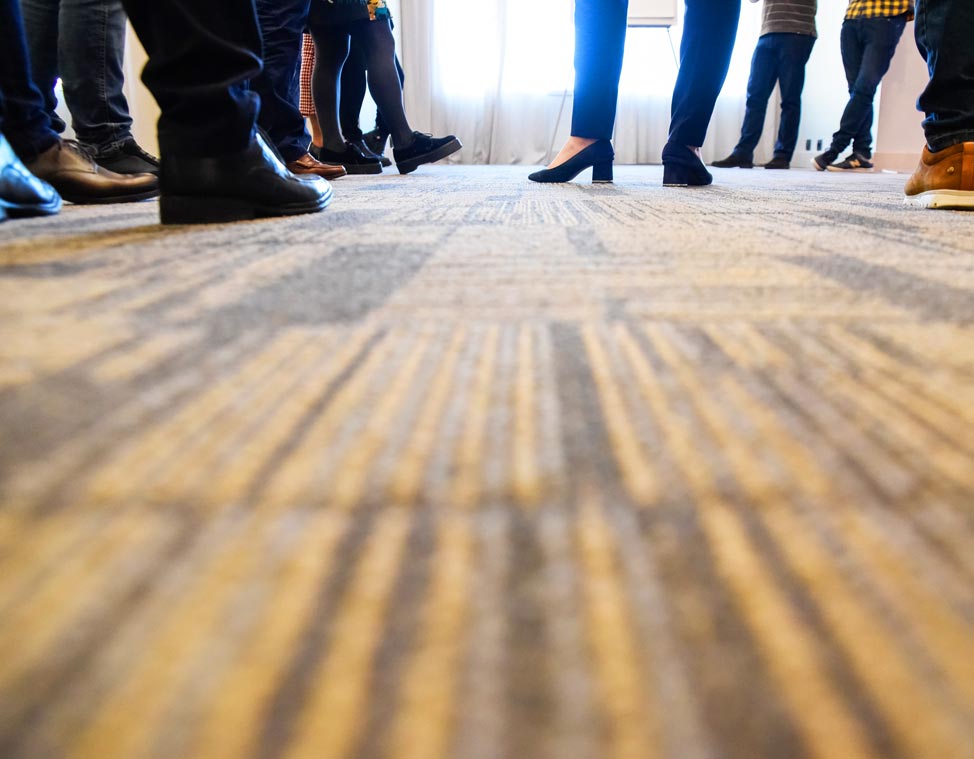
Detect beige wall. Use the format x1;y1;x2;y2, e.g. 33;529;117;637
873;29;927;171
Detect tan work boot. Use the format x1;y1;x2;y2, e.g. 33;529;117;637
904;142;974;210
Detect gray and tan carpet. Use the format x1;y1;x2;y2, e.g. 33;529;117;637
1;165;972;759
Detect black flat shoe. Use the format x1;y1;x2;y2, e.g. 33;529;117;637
310;142;383;175
393;132;463;174
159;133;332;224
662;142;712;187
711;153;753;169
528;140;614;183
362;129;392;167
0;133;62;218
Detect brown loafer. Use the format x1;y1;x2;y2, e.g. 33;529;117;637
286;153;347;180
25;139;158;204
904;142;974;210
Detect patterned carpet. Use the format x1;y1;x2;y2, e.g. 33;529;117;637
1;165;972;759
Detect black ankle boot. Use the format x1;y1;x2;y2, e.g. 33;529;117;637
528;140;614;184
393;132;463;174
159;133;332;224
662;142;712;187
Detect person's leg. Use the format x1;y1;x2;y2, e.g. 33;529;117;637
309;25;352;153
663;0;740;185
915;0;974;151
773;33;815;161
251;0;313;163
349;18;412;148
667;0;741;149
0;0;60;160
18;0;66;134
568;0;627;142
122;0;331;222
339;39;367;142
831;17;906;159
730;34;779;162
371;53;404;136
56;0;133;152
904;0;974;209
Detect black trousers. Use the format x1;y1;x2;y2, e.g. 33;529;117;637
571;0;740;148
121;0;262;158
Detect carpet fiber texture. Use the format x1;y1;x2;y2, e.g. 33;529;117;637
1;166;973;759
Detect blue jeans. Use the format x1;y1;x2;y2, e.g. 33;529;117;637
20;0;135;154
915;0;974;151
252;0;312;162
570;0;740;147
0;0;60;160
830;15;907;158
733;32;815;162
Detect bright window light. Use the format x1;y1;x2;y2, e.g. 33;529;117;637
434;0;762;98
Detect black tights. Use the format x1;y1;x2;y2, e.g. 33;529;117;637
310;19;411;153
339;44;405;141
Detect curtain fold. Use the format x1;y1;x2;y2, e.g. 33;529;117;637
400;0;778;165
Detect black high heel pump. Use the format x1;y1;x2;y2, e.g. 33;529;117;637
529;140;614;184
662;142;713;187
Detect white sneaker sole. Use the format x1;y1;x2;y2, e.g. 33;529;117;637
904;190;974;210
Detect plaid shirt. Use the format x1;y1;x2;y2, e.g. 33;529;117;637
845;0;915;20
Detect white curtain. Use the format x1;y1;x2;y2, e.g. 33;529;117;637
398;0;778;165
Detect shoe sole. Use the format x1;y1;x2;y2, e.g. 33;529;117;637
0;196;63;218
811;158;828;171
159;185;333;225
826;165;873;172
60;188;160;205
343;163;383;175
904;190;974;210
396;138;463;175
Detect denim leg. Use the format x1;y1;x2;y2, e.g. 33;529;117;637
831;17;905;156
669;0;741;147
120;0;261;158
19;0;66;133
915;0;974;150
0;0;60;159
733;34;780;161
58;0;134;151
570;0;628;140
773;33;815;160
252;0;312;162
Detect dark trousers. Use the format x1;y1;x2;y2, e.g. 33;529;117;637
915;0;974;151
570;0;740;148
252;0;312;162
0;0;59;160
121;0;261;158
20;0;134;153
829;15;907;158
733;32;815;162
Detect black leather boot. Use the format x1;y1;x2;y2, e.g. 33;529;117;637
159;133;332;224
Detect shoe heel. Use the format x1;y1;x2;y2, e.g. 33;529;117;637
592;161;613;183
160;195;258;225
662;165;689;187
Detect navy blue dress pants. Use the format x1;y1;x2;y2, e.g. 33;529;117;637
571;0;740;148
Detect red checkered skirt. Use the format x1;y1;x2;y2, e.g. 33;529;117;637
299;34;316;118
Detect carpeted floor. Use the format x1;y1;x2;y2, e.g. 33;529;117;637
1;165;972;759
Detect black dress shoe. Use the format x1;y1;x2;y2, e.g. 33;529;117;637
309;142;383;175
94;139;160;175
711;153;753;169
393;132;463;174
159;133;332;225
25;139;158;204
0;133;62;218
762;156;791;170
662;142;712;187
528;140;614;183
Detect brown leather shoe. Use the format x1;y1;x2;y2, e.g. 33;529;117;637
25;140;158;204
904;142;974;210
286;152;347;180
